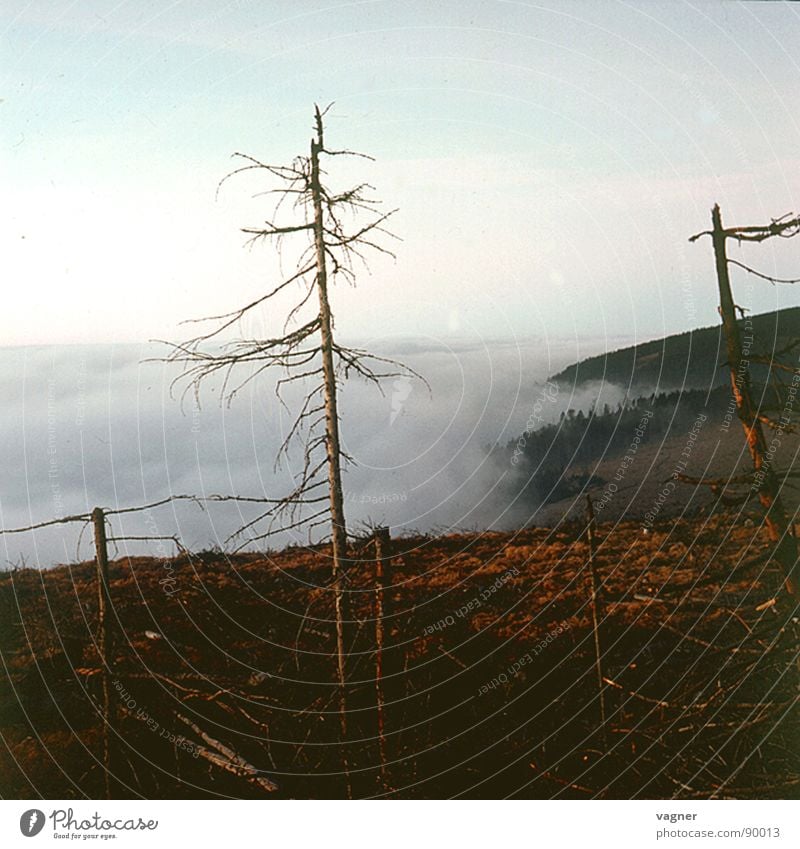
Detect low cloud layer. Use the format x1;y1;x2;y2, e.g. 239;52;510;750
0;337;615;568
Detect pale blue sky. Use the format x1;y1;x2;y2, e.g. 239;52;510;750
3;0;800;348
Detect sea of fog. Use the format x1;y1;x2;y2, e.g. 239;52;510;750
0;336;631;569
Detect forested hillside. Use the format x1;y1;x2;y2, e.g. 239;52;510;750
549;307;800;392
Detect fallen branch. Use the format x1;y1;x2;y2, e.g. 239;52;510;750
175;713;278;793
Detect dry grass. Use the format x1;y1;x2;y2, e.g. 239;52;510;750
0;514;797;799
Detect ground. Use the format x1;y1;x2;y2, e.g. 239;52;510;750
1;513;798;799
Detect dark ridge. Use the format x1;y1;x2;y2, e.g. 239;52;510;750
548;306;800;392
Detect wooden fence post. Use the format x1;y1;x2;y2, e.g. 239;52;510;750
374;526;391;790
92;506;115;798
585;495;607;748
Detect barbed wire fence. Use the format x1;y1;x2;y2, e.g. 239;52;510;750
0;492;294;798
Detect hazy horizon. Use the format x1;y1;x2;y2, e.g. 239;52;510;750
0;335;599;569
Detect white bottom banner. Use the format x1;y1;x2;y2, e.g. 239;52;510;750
1;800;794;848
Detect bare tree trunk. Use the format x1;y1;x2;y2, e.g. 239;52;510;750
711;204;797;596
585;495;606;749
374;527;391;790
92;507;115;798
310;106;351;793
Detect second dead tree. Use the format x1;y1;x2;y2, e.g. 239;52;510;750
689;205;800;597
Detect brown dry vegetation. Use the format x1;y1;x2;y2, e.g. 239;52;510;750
1;514;798;799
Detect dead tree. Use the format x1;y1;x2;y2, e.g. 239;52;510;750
0;499;189;797
0;495;288;796
689;205;800;597
91;507;116;798
162;105;423;790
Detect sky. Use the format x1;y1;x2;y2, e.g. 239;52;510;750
3;0;800;350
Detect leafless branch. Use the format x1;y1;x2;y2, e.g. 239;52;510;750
728;259;800;285
0;512;92;534
690;212;800;243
